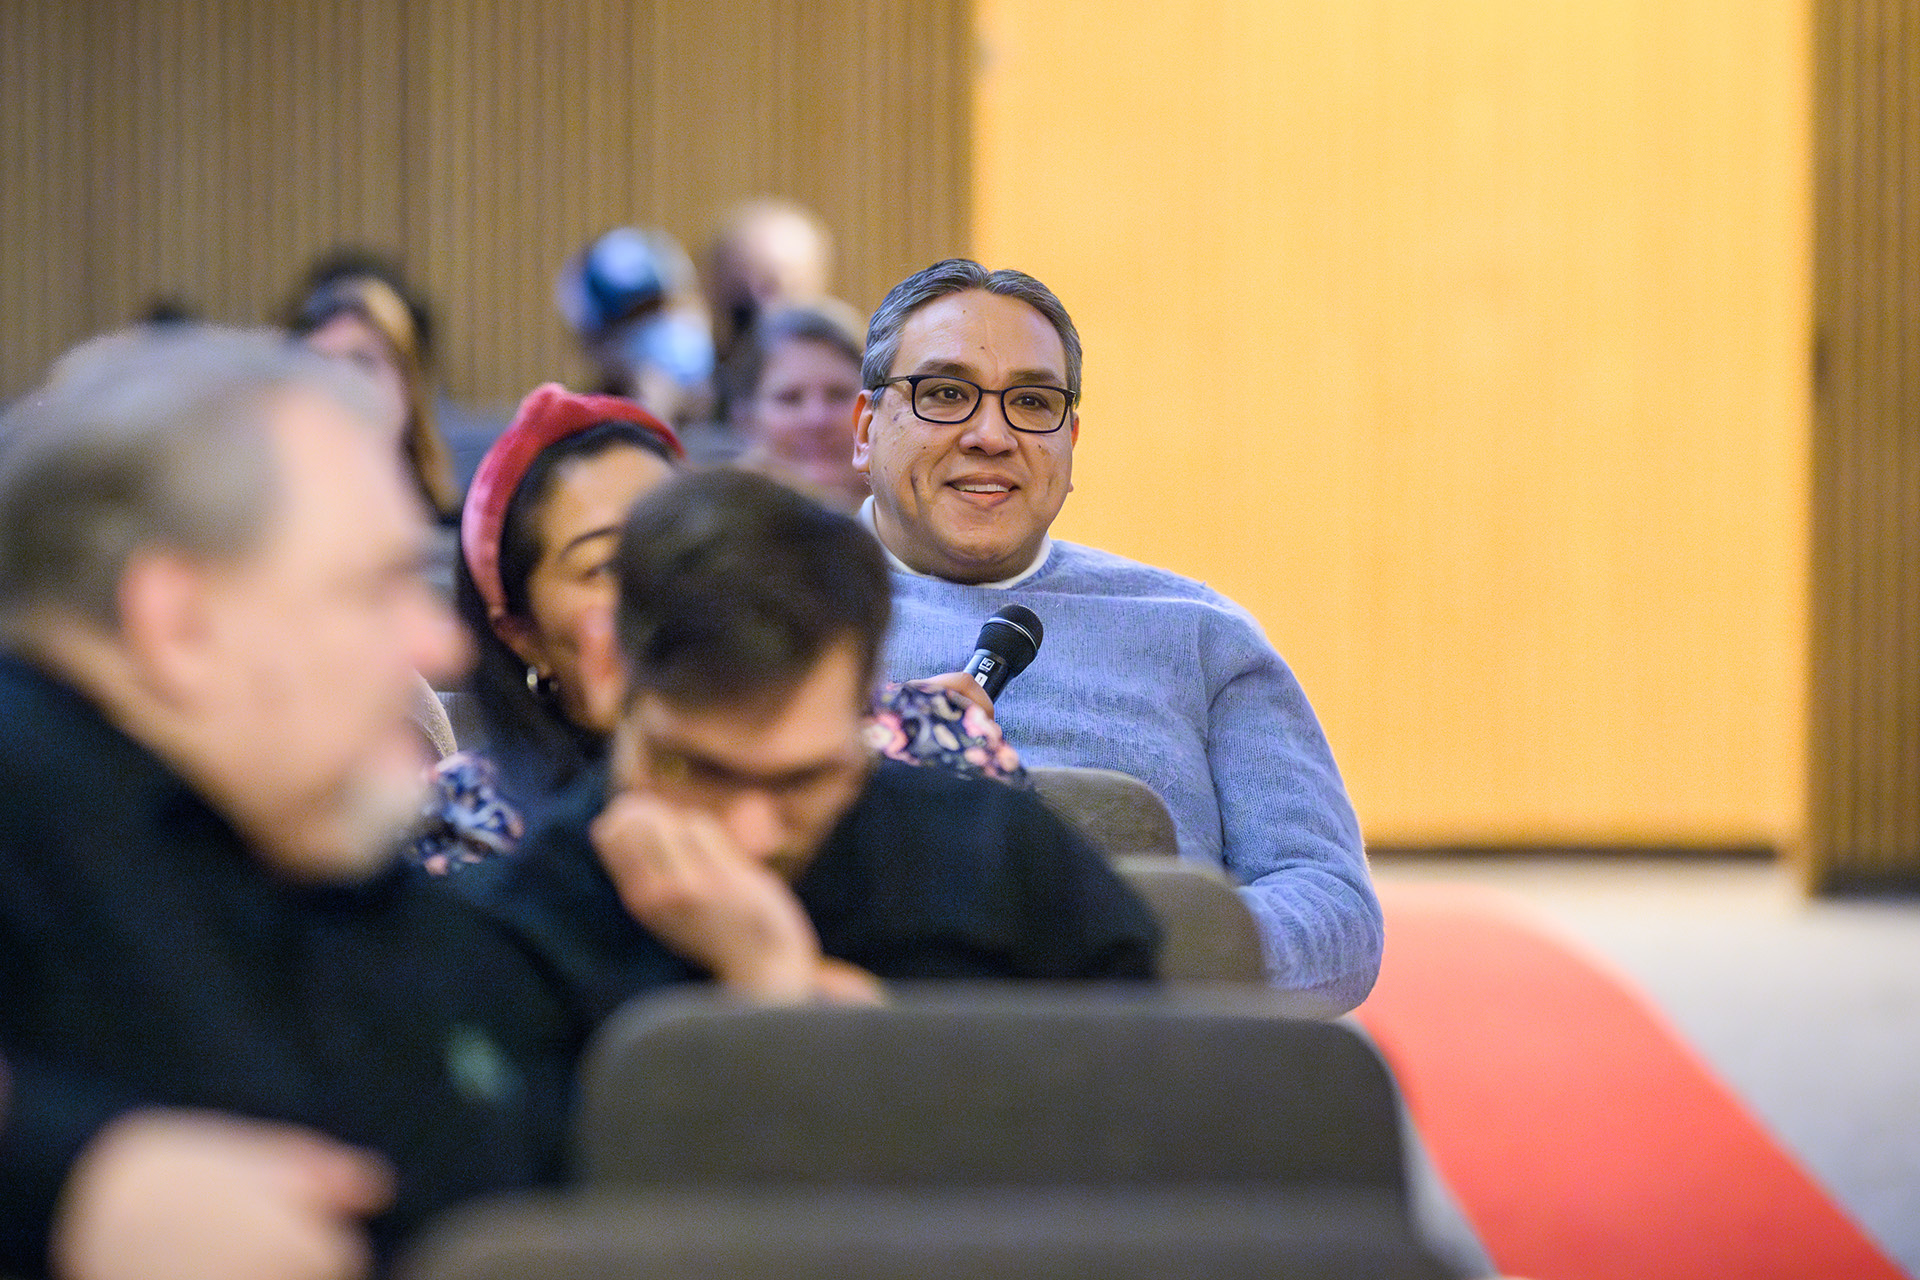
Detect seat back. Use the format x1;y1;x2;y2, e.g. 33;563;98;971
406;990;1463;1280
576;987;1404;1191
1028;765;1180;859
436;689;487;754
400;1186;1457;1280
1111;855;1267;981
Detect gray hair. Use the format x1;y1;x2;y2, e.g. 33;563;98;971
861;259;1083;399
0;325;378;636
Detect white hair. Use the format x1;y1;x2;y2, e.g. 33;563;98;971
0;325;380;636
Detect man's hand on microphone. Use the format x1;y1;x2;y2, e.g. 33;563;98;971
904;671;997;719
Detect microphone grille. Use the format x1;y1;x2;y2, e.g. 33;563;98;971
978;604;1044;673
995;603;1043;648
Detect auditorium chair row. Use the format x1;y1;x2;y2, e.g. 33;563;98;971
399;986;1464;1280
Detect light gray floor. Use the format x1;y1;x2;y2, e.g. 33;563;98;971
1371;853;1920;1278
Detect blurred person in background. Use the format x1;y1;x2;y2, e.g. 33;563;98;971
555;227;718;450
287;274;469;605
701;197;834;365
287;273;461;526
291;247;439;368
722;300;869;512
288;246;509;496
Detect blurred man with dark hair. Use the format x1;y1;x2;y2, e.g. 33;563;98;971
459;468;1159;1028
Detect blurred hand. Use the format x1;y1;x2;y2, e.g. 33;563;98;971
906;671;996;720
53;1110;393;1280
815;956;887;1005
592;793;823;1001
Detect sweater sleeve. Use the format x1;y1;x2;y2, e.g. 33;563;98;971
1203;612;1383;1015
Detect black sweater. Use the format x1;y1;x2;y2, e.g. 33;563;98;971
459;758;1162;1037
0;657;575;1277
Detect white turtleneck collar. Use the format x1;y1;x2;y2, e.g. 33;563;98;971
858;496;1051;589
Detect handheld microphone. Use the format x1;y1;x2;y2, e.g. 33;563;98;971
962;604;1044;700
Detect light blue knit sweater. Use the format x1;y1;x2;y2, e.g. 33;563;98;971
880;539;1382;1013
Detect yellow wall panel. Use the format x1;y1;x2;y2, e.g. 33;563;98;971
974;0;1811;848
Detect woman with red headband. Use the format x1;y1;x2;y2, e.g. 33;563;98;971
425;383;684;864
415;383;1024;872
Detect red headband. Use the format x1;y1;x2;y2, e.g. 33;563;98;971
461;382;684;621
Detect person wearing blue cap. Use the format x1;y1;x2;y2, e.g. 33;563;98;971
554;226;719;446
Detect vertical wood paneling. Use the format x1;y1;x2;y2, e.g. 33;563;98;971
2;0;966;405
404;0;966;403
1810;0;1920;886
0;0;407;394
0;3;92;398
85;0;405;333
410;0;640;402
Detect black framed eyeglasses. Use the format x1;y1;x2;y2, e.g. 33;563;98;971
875;374;1075;434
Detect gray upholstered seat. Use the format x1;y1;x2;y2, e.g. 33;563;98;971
1027;764;1180;859
576;986;1409;1186
399;1185;1459;1280
1111;854;1267;981
399;987;1460;1280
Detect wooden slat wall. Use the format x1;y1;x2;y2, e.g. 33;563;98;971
86;0;409;330
408;0;642;400
1;0;405;396
0;0;968;405
2;3;102;398
1809;0;1920;886
410;0;971;400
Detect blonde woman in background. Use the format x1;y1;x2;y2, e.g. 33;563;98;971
289;273;462;526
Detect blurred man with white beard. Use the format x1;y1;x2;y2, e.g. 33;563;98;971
0;329;576;1280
